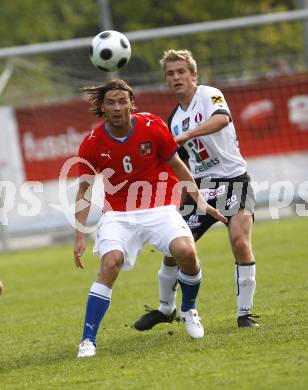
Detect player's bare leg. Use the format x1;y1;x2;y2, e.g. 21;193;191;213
228;209;259;327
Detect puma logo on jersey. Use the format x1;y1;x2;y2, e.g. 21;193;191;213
89;129;96;139
146;119;154;127
101;151;111;159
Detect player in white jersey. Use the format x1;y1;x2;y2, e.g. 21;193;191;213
134;49;259;330
169;84;246;179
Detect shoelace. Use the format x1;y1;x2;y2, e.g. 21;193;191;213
242;313;260;322
192;312;202;324
143;304;181;323
144;304;157;313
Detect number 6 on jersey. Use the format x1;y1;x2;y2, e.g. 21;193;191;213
122;155;133;173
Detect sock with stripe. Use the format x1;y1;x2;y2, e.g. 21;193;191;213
81;282;112;344
178;268;202;312
235;263;256;317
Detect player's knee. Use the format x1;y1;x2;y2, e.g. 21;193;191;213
176;247;199;272
101;252;123;274
232;237;250;256
169;238;199;271
177;244;196;262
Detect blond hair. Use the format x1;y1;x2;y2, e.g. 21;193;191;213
159;49;197;74
81;79;135;118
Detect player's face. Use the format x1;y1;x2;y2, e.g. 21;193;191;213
164;60;197;97
102;90;133;133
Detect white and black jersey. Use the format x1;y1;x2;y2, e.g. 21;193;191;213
168;85;246;179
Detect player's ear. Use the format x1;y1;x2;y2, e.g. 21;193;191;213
192;72;198;83
131;100;137;112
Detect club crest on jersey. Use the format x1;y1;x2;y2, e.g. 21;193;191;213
195;113;203;124
139;142;152;156
211;96;224;104
182;117;190;132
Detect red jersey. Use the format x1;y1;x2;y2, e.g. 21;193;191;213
78;112;180;212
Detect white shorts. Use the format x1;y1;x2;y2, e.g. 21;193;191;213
93;205;193;271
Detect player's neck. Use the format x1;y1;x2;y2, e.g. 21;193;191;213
106;117;133;137
178;85;197;111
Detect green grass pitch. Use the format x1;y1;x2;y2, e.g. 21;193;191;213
0;217;308;389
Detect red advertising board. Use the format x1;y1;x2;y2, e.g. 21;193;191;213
223;73;308;157
15;99;101;181
15;73;308;182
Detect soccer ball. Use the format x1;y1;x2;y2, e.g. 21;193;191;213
89;30;131;72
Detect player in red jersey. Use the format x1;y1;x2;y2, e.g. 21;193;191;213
77;111;180;212
74;79;227;358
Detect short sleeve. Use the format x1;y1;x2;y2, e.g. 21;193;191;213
154;118;178;161
201;86;231;119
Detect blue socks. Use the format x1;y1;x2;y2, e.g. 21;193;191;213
178;269;202;312
82;282;112;344
81;270;201;343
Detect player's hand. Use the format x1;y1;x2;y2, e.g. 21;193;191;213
174;132;190;146
74;234;87;269
206;203;228;224
197;199;228;224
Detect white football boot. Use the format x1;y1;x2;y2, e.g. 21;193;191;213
180;309;204;339
77;338;96;358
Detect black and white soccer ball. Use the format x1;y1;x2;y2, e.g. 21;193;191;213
89;30;131;72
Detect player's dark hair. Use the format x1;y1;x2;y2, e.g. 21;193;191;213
81;79;135;118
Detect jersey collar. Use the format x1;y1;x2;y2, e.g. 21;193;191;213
179;86;198;112
103;116;136;143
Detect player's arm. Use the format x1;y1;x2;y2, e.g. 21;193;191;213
178;156;190;207
167;154;228;224
175;113;230;146
74;180;93;269
173;143;191;206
